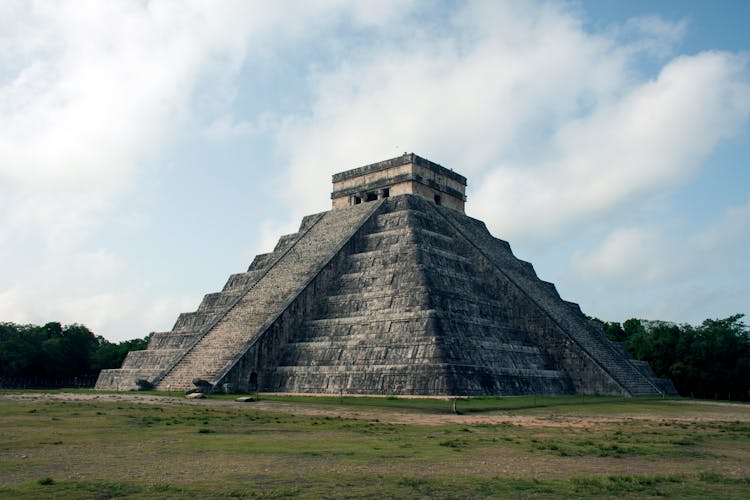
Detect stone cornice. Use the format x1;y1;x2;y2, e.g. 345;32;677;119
332;153;467;185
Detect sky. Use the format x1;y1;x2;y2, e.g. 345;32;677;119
1;0;749;342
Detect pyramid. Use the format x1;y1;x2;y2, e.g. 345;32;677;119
96;153;676;396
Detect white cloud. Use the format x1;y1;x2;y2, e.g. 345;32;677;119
618;15;688;58
0;1;411;243
571;227;667;283
573;196;750;283
1;1;749;339
0;239;203;339
269;1;749;326
0;284;196;340
470;51;750;240
276;2;749;241
693;195;750;252
0;0;414;340
1;2;248;241
568;196;750;322
140;294;196;335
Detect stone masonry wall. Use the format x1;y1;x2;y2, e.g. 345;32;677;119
433;203;660;396
233;195;579;396
98;188;667;397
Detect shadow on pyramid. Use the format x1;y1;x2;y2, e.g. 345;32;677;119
96;154;676;396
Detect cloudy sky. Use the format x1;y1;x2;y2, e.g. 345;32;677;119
2;0;749;341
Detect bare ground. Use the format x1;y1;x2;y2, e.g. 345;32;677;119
2;392;750;487
2;391;749;427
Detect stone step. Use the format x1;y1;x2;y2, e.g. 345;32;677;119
94;368;163;391
436;204;661;396
278;346;443;366
346;245;471;274
316;291;431;318
343;246;422;272
334;270;427;293
246;252;282;272
120;348;185;370
222;269;266;292
293;331;441;343
306;308;438;325
298;321;432;341
279;341;546;362
273;233;300;253
371;208;444;234
197;290;243;313
155;201;382;390
263;363;569;396
321;287;429;303
316;286;531;322
303;310;542;332
171;311;221;333
160;233;294;353
299;212;326;232
269;363;565;378
290;310;547;374
284;337;541;353
334;258;482;290
298;323;534;344
146;331;175;349
356;226;455;253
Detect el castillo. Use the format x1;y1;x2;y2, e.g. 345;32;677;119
96;153;676;397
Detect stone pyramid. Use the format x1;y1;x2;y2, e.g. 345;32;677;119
96;154;675;396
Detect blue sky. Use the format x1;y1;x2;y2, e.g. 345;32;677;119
1;0;749;341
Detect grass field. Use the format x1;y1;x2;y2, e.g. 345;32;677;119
0;391;748;498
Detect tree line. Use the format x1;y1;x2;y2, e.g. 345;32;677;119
0;322;149;385
1;315;748;399
593;314;749;400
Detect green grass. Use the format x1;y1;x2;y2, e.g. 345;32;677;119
218;392;747;417
3;471;750;499
218;393;652;411
0;393;748;498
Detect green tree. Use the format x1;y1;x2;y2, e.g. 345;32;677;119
0;322;150;384
91;334;150;371
619;314;749;400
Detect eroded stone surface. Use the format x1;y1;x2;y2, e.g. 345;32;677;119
96;155;675;396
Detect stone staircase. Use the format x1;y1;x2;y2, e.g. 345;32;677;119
95;215;324;391
97;192;668;397
265;196;573;395
435;205;663;396
152;201;381;391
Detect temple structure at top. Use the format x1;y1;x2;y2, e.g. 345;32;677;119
331;153;467;212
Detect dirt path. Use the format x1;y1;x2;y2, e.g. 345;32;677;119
3;392;749;428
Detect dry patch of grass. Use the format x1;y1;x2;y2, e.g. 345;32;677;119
0;392;748;498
